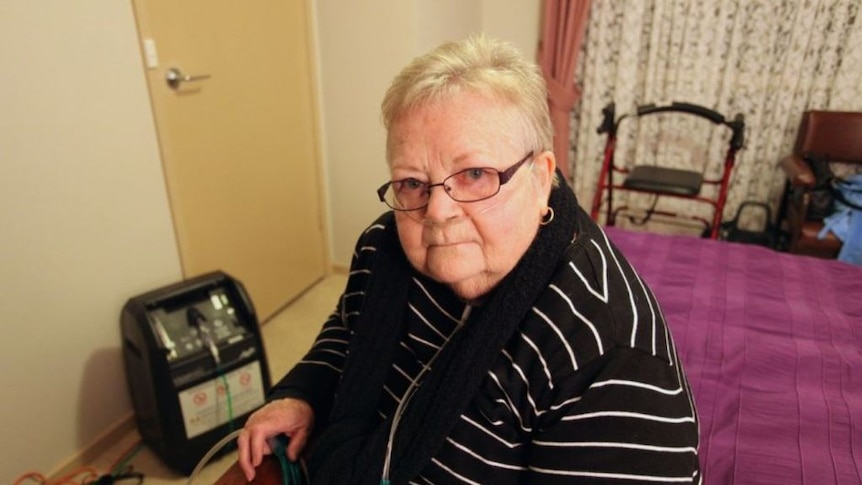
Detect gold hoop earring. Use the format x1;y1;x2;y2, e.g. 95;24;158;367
540;207;554;226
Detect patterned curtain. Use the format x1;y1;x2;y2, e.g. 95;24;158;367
570;0;862;232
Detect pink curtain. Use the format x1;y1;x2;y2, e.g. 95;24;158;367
539;0;592;179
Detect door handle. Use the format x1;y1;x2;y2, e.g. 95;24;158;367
165;67;211;89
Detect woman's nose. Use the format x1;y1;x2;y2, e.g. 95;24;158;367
423;183;461;221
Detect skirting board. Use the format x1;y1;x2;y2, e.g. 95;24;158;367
49;413;137;479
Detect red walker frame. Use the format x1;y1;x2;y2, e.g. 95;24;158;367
589;102;746;239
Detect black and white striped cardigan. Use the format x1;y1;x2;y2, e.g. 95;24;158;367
270;208;701;484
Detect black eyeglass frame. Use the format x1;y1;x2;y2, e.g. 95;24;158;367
376;151;535;211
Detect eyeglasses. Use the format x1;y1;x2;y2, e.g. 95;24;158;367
377;151;535;211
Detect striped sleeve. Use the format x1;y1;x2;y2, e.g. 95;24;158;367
523;228;700;484
266;219;386;421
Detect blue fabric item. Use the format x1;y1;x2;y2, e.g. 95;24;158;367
818;174;862;265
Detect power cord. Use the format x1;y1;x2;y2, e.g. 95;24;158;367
13;440;146;485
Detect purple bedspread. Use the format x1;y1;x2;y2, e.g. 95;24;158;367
605;227;862;484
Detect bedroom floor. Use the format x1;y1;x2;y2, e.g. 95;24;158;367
83;273;347;484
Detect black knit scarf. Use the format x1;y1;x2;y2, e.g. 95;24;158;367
308;174;580;484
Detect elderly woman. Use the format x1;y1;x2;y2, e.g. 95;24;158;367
238;36;700;484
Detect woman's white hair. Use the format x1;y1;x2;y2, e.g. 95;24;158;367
381;35;553;154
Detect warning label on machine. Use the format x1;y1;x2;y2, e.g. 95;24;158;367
178;360;265;439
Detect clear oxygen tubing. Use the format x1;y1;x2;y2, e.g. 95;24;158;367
187;428;243;485
380;304;472;484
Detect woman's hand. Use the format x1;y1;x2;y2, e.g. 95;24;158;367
236;397;314;481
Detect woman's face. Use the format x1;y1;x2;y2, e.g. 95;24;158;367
387;91;555;301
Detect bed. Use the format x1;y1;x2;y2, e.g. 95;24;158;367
605;226;862;484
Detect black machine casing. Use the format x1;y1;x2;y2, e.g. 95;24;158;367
121;271;271;475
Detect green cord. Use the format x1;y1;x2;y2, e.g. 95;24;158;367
110;442;144;476
271;435;306;485
218;372;234;433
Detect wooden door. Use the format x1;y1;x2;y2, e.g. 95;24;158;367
132;0;327;320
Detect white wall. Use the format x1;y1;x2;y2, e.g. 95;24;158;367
316;0;542;267
0;1;541;479
0;1;182;481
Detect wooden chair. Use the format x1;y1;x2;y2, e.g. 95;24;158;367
778;110;862;258
214;456;284;484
